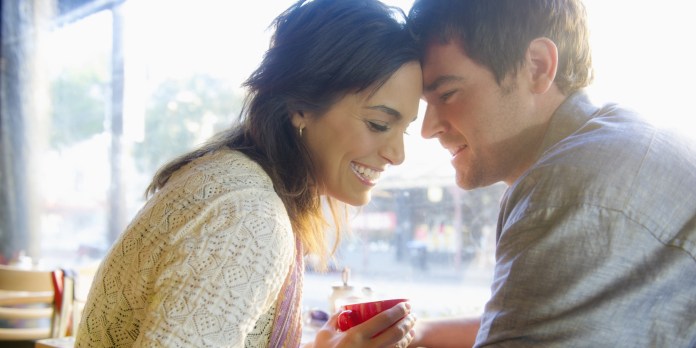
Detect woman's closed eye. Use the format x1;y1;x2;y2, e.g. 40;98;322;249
365;120;390;133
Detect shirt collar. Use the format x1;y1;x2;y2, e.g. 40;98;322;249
536;90;601;159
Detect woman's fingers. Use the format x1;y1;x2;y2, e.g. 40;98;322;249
364;303;417;347
394;328;416;348
360;302;411;338
312;302;416;348
377;314;417;347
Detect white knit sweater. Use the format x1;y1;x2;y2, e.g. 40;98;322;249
75;149;296;347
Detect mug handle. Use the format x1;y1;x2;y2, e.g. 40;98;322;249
337;309;357;332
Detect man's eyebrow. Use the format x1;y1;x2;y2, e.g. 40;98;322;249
424;75;464;93
365;105;402;120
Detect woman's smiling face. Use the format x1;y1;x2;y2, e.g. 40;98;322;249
295;62;422;206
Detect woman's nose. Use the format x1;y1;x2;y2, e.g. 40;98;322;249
380;132;405;166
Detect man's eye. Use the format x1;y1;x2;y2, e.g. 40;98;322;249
366;120;390;132
440;90;456;102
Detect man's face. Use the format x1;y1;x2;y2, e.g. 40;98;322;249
420;42;540;189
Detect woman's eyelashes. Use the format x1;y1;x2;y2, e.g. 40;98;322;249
365;120;390;132
365;119;414;136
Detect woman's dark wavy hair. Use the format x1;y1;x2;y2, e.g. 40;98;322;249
408;0;593;94
146;0;419;263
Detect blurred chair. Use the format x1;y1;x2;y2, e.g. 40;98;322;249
0;265;74;342
72;262;100;332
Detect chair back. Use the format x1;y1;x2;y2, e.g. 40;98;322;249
0;265;74;341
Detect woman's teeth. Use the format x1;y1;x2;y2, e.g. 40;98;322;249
351;163;381;182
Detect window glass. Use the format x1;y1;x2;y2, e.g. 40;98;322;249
3;0;694;322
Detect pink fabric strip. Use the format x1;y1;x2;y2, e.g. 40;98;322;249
269;236;304;348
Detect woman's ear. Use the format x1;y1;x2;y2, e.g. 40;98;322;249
526;37;558;94
291;111;306;129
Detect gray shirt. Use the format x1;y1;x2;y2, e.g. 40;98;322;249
476;91;696;347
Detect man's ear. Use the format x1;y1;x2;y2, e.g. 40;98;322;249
526;37;558;94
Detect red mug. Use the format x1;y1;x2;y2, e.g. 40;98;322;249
336;298;408;332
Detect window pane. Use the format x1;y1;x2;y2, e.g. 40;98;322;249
4;0;694;328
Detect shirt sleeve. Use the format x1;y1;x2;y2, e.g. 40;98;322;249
135;188;295;347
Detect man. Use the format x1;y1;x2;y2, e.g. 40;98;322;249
407;1;696;347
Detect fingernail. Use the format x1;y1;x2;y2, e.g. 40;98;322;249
404;302;411;312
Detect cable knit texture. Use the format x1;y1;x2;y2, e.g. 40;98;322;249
75;149;296;347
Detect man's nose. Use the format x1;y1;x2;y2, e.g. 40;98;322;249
421;103;444;139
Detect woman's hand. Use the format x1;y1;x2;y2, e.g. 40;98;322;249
309;302;416;348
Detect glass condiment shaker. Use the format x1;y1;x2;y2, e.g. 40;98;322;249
328;267;355;313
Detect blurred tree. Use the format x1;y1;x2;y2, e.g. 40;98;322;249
134;74;243;176
50;69;106;148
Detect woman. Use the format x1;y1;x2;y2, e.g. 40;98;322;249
75;0;422;347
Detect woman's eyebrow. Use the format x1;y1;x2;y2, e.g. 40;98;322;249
365;105;402;120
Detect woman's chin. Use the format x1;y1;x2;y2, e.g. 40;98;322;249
339;192;372;207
